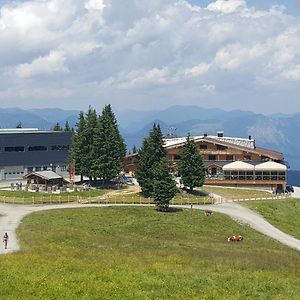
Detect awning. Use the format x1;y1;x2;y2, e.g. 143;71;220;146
255;161;287;171
223;161;255;171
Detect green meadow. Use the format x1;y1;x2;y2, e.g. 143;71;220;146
0;207;299;299
244;199;300;240
200;186;273;199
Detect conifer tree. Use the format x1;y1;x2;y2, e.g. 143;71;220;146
180;135;205;191
82;107;99;180
70;112;86;181
132;145;138;153
136;123;166;197
153;158;177;211
93;104;126;181
53;122;63;131
64;120;71;132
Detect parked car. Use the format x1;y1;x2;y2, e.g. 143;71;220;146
285;185;294;193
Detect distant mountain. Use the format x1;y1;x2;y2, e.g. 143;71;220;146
0;106;299;169
118;107;300;169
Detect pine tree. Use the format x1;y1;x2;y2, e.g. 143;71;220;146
70;112;86;181
180;135;205;191
53;122;63;131
64;121;71;132
132;145;138;153
82;107;99;180
153;158;177;211
93;104;126;182
136;123;166;197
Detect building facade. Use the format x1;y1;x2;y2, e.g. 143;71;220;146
0;129;73;180
124;132;288;191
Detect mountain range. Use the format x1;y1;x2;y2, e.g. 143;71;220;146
0;106;299;169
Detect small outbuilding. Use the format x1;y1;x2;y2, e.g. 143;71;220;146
24;171;66;191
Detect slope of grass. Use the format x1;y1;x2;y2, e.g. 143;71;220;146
244;199;300;240
201;186;272;199
0;207;299;299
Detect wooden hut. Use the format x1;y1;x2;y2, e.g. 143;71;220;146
24;171;65;191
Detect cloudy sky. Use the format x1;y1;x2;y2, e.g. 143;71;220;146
0;0;299;114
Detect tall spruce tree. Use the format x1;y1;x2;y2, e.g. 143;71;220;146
136;123;166;197
153;158;177;211
70;112;86;181
53;122;63;131
82;107;98;180
93;104;126;181
64;121;71;132
180;135;205;191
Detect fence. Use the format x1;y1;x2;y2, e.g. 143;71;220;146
218;193;292;204
0;194;214;206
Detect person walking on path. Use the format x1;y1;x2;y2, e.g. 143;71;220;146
3;232;8;249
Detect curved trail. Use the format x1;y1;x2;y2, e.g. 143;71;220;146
1;202;300;254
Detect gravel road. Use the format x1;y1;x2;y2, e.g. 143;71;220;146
1;202;300;254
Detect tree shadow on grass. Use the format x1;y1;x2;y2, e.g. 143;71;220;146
156;207;183;213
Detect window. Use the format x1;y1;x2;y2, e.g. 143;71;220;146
173;154;181;161
51;145;70;151
28;146;47;151
244;155;251;161
216;145;227;150
226;155;233;161
199;144;208;150
5;146;24;152
209;155;216;161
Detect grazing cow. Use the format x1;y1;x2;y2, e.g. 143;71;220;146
227;235;244;242
204;209;213;216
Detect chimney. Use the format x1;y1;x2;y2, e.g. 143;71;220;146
217;131;224;138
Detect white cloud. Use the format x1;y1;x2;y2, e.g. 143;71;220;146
0;0;299;113
15;50;69;78
184;63;211;77
207;0;246;14
283;65;300;81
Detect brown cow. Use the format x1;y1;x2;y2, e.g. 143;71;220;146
204;209;213;216
227;235;244;242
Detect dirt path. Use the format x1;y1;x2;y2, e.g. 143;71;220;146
1;202;300;254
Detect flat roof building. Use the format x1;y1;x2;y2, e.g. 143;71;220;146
0;128;73;180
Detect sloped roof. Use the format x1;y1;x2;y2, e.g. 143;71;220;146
255;161;287;171
164;136;283;161
223;161;255;171
24;171;63;180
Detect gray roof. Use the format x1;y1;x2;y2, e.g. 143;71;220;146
24;171;63;180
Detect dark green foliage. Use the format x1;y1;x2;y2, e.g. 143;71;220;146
70;112;87;181
64;121;71;132
153;158;177;211
93;104;126;181
82;107;99;179
180;135;205;191
52;122;63;131
136;124;166;197
70;105;125;182
132;145;138;154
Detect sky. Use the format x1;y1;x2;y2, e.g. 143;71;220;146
0;0;300;114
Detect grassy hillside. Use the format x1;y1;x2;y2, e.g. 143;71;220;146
244;199;300;240
200;186;272;199
0;207;299;299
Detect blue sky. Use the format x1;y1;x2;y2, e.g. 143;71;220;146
189;0;300;15
0;0;299;114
